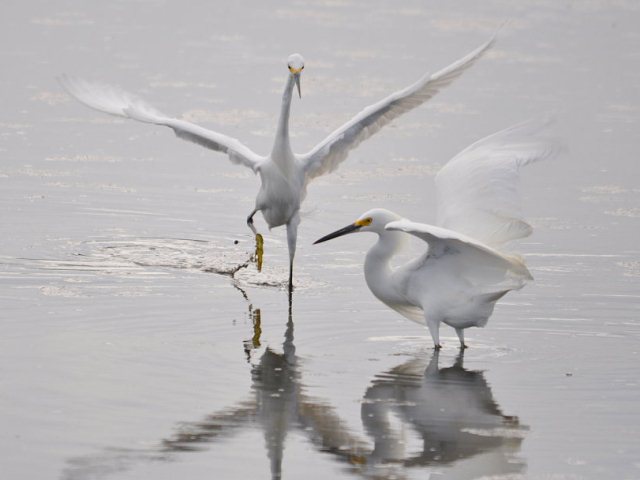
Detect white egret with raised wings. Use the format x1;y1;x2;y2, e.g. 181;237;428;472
59;37;494;292
315;119;563;348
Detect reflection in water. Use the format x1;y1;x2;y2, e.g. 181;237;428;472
160;301;368;479
243;305;262;360
62;299;526;480
360;350;527;478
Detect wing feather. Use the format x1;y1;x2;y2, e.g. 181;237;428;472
386;219;532;281
300;37;495;180
435;118;565;246
58;75;263;171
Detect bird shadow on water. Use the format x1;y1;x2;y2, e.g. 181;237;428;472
61;291;528;480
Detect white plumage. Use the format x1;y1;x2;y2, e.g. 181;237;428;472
59;38;494;291
315;120;564;348
436;117;562;246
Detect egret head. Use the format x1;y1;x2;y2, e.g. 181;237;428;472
314;209;402;244
287;53;305;98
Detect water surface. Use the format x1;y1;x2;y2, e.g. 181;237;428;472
1;1;639;479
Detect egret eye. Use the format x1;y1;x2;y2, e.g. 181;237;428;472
355;217;373;227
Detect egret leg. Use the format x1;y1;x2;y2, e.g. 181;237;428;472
246;209;264;272
246;209;258;235
455;328;468;349
286;213;300;293
425;316;442;349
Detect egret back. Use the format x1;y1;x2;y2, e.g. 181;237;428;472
385;220;531;328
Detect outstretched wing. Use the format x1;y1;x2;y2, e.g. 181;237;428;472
58;75;264;171
435;118;565;246
386;219;532;281
299;37;495;180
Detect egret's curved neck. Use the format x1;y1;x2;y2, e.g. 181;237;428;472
271;74;295;158
364;230;407;298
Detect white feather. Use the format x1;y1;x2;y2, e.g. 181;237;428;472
300;37;495;180
435;118;565;246
58;38;497;289
58;75;263;171
316;119;563;347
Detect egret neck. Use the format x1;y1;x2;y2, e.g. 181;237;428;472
364;229;407;303
271;74;297;166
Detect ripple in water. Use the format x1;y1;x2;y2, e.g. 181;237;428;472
5;236;325;293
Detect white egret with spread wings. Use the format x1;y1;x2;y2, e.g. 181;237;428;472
315;119;563;348
59;38;494;292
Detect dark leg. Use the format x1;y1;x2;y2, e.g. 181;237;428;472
288;263;293;294
286;213;300;293
246;209;258;235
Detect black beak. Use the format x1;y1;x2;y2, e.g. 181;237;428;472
314;223;361;244
294;74;302;99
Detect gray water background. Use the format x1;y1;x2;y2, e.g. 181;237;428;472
1;1;639;479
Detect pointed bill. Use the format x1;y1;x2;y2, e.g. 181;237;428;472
294;74;301;99
314;223;360;244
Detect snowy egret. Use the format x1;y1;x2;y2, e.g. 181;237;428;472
315;119;563;348
59;38;494;292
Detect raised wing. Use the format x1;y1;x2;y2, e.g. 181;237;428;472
386;219;532;281
300;37;495;180
435;118;564;246
58;75;263;171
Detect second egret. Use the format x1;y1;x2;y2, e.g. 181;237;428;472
315;119;563;348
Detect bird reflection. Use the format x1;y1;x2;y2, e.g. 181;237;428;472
359;349;527;478
160;327;526;479
62;300;526;480
159;301;367;480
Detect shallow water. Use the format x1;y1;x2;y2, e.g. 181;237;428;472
1;1;639;479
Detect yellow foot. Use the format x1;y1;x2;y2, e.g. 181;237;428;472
255;233;264;272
